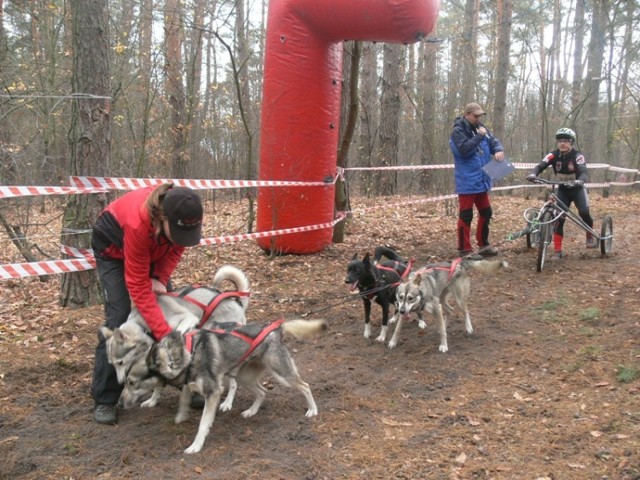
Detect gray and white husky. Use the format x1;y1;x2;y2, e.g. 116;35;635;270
102;265;250;410
388;256;507;352
116;318;328;454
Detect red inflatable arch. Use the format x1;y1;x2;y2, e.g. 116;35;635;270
256;0;440;254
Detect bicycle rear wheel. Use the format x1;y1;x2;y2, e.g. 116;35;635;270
600;215;613;255
536;210;554;272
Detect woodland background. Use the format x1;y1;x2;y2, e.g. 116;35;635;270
0;0;639;304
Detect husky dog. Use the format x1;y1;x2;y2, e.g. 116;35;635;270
103;265;250;410
388;256;507;352
115;318;328;454
345;246;409;342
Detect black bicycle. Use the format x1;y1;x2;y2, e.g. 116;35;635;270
521;178;613;272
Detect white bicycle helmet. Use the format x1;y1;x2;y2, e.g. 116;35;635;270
555;127;576;142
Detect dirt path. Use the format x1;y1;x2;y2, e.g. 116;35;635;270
0;194;638;479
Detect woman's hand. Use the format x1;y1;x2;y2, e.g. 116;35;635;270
151;279;167;294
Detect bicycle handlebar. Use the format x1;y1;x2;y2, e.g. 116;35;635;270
528;177;581;188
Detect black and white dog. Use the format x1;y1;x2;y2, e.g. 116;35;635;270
344;246;410;342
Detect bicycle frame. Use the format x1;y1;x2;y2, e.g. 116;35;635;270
524;177;613;272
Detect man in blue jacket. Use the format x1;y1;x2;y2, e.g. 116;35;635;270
450;102;505;257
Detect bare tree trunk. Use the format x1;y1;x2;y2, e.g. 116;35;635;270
571;0;586;111
374;43;403;196
546;0;560;116
538;3;549;152
419;39;438;191
358;42;377;196
235;0;256;231
462;0;479;101
164;0;187;178
61;0;111;308
493;0;512;142
334;41;361;243
582;0;607;159
140;0;153;74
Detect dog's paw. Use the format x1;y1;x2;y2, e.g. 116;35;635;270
305;407;318;417
141;398;158;408
387;340;397;349
218;399;233;412
241;407;259;418
184;442;203;454
418;320;427;329
438;344;449;353
375;326;387;343
388;315;397;325
363;324;371;339
175;411;189;424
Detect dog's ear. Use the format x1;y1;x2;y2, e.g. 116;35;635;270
112;327;128;344
351;253;359;260
413;274;422;284
99;326;113;341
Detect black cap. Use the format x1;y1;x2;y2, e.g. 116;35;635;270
162;187;203;246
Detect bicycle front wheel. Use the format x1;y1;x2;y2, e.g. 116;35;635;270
600;215;613;255
536;210;554;272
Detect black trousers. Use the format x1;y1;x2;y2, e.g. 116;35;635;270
91;254;131;405
554;186;593;236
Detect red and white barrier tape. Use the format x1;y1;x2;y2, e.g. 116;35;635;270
2;214;348;279
0;257;96;280
0;185;108;199
343;164;454;171
69;176;334;191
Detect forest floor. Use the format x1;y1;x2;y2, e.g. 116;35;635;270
0;192;639;480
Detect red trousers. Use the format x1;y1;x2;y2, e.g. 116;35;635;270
457;192;492;252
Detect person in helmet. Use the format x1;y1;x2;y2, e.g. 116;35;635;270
527;128;597;259
450;102;505;257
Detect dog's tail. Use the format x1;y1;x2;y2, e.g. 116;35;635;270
462;258;509;274
213;265;251;311
281;319;328;340
373;245;406;264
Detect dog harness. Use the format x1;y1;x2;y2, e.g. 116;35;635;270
163;286;250;328
414;257;461;281
363;259;415;300
183;318;285;367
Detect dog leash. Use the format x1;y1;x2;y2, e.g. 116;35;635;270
299;284;395;317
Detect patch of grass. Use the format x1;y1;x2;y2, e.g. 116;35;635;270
563;361;583;373
578;307;600;321
616;365;640;383
578;326;598;337
63;442;80;455
579;344;603;360
536;298;568;312
55;357;73;369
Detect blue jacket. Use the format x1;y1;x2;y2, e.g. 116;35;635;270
449;116;504;194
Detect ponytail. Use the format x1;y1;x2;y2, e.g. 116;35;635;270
145;183;173;238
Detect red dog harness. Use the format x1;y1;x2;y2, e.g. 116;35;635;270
366;259;415;299
183;318;285;367
163;287;250;328
415;257;461;281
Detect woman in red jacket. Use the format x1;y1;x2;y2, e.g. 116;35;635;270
91;183;203;424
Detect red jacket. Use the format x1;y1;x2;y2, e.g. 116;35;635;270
96;187;184;340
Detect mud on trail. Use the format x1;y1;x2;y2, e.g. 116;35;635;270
0;194;638;479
